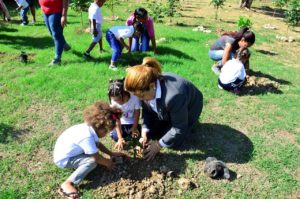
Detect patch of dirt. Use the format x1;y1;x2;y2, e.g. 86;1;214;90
241;75;281;95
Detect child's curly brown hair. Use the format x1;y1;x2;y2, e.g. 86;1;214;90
83;101;122;133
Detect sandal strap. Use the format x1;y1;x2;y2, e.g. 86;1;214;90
59;187;82;199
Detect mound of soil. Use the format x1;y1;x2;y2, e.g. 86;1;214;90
242;76;280;95
83;153;200;199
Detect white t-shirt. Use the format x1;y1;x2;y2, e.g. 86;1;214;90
219;59;246;84
109;26;134;40
88;3;103;24
111;94;141;125
15;0;28;8
53;123;99;168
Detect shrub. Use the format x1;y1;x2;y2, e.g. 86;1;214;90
237;16;253;29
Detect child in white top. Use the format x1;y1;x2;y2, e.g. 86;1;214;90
84;0;105;58
15;0;29;25
108;78;141;150
53;101;125;198
105;22;144;70
218;47;251;94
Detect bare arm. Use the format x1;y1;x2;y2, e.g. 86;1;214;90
150;36;157;53
92;19;98;36
132;109;140;129
128;37;132;53
91;153;115;170
221;43;232;66
97;142;113;156
119;37;129;50
61;0;69;28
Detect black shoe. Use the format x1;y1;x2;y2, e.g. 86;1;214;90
83;52;91;58
63;43;71;51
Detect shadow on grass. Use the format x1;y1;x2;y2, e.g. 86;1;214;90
82;123;250;189
158;46;196;61
256;49;278;56
0;33;53;49
249;70;290;85
185;123;253;164
252;6;285;18
0;123;30;144
0;24;18;32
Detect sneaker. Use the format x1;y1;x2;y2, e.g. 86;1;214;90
109;65;118;71
211;64;221;75
63;43;71;51
218;84;223;90
48;59;61;66
83;52;91;58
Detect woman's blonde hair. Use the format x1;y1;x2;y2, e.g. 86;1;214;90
83;101;122;133
124;57;162;92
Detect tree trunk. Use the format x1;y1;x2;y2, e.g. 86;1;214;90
240;0;253;9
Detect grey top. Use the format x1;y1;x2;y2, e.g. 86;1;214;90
142;73;203;147
210;35;235;51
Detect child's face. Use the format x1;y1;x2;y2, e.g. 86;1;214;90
111;95;129;105
96;0;105;7
136;17;147;23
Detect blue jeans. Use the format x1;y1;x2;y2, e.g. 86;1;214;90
209;50;235;65
106;30;123;62
65;154;97;185
20;7;29;25
131;31;150;52
43;13;66;60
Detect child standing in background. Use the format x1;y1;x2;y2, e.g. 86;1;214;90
108;79;141;151
218;47;251;94
84;0;105;58
53;101;126;198
105;22;144;70
15;0;29;25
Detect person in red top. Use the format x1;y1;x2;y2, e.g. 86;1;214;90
39;0;71;66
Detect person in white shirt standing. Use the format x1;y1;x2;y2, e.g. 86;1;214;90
15;0;29;25
105;22;144;70
218;47;251;94
54;101;126;198
84;0;105;58
108;78;141;151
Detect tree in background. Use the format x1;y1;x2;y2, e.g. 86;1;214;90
210;0;226;20
240;0;253;9
105;0;120;20
272;0;288;16
70;0;89;28
284;0;300;36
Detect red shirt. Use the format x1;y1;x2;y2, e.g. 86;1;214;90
39;0;62;14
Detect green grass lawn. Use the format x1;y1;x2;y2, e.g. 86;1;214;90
0;1;300;198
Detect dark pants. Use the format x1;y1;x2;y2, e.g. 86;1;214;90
110;124;141;142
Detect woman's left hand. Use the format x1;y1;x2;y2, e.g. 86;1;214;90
61;16;67;28
144;140;161;161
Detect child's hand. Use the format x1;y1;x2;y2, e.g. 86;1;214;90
139;136;148;149
93;30;98;37
103;158;116;171
114;138;125;151
129;127;140;138
16;7;21;11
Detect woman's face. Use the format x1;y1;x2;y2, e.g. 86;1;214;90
136;16;147;23
238;38;252;48
132;83;156;101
